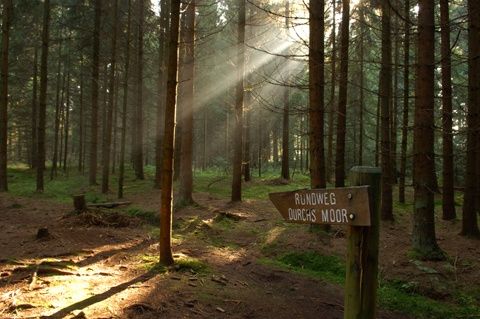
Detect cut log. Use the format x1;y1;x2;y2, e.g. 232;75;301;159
87;201;131;208
73;194;87;211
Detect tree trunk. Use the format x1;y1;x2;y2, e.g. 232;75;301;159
89;0;101;186
0;0;11;192
326;0;336;183
101;0;118;194
155;0;170;189
78;54;84;173
179;0;195;205
380;0;393;221
281;0;290;181
51;42;63;179
31;47;39;170
63;71;70;172
334;0;349;187
118;0;132;199
231;0;246;202
399;0;410;204
36;0;51;193
413;0;444;258
461;0;480;237
160;0;182;266
358;6;364;166
308;0;326;189
134;0;145;180
440;0;455;220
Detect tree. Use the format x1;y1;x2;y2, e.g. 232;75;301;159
178;0;195;204
155;0;170;189
379;0;393;221
31;47;39;170
280;0;290;181
89;0;101;186
36;0;51;193
412;0;443;259
334;0;349;187
399;0;410;204
308;0;325;189
0;0;12;192
118;0;132;199
461;0;480;237
133;0;145;180
440;0;455;220
160;0;182;266
101;0;118;194
231;0;246;202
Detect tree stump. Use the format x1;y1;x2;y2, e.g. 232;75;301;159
73;194;87;212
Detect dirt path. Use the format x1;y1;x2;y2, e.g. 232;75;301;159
0;190;477;318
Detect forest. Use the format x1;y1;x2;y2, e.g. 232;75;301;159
0;0;479;318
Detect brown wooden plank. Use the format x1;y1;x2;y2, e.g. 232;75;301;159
269;186;371;226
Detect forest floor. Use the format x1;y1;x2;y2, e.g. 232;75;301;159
0;167;479;319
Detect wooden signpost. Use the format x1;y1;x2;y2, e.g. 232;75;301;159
269;166;381;319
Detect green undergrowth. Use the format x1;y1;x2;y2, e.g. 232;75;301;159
193;169;310;200
262;251;480;319
126;207;158;226
140;253;208;274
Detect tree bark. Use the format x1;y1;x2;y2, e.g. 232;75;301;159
0;0;11;192
440;0;455;220
231;0;246;202
380;0;393;221
89;0;101;186
63;71;70;172
155;0;170;189
308;0;326;189
36;0;51;193
413;0;444;258
399;0;410;204
31;47;39;170
134;0;145;180
51;41;63;179
179;0;195;204
461;0;480;237
326;0;336;183
334;0;349;187
281;0;290;181
101;0;118;194
118;0;132;199
160;0;182;266
78;54;84;173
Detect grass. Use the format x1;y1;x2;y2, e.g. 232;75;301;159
264;251;480;319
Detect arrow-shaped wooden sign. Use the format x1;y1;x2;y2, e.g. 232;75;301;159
269;186;371;226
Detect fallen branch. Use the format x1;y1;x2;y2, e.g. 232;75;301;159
87;201;131;208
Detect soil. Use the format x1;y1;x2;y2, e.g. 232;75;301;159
0;188;478;319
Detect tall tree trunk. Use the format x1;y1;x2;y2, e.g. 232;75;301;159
36;0;50;193
380;0;393;221
281;0;290;181
399;0;410;203
78;54;84;173
63;71;70;172
51;42;63;179
118;0;132;199
160;0;182;266
391;17;399;183
334;0;349;187
89;0;101;186
461;0;480;237
101;0;118;194
326;0;336;183
413;0;444;258
31;47;39;170
155;0;170;189
179;0;195;204
0;0;11;192
440;0;455;220
244;91;251;182
358;5;364;166
112;75;119;174
309;0;326;189
231;0;246;202
134;0;145;180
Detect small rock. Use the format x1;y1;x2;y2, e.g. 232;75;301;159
216;307;226;313
36;228;50;239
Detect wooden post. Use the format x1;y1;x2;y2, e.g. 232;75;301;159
344;166;381;319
